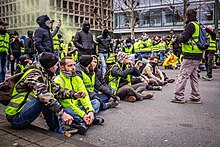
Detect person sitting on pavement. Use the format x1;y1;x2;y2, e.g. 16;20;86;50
54;57;104;135
142;56;175;86
15;54;32;74
5;52;76;135
108;51;154;102
75;55;120;111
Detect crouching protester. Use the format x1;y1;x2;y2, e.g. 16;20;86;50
108;52;154;102
76;55;120;111
5;52;75;135
54;57;104;135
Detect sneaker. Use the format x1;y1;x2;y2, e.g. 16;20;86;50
63;124;79;137
71;122;88;135
93;116;104;125
202;75;212;81
171;98;186;104
124;96;136;102
142;92;154;99
187;99;202;104
152;86;162;91
166;79;175;83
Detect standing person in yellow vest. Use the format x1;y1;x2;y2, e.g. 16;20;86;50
165;35;174;52
123;38;135;64
133;39;142;60
151;35;161;57
68;36;78;62
159;36;166;63
202;25;217;81
171;9;203;104
0;20;12;82
15;54;32;74
139;36;152;59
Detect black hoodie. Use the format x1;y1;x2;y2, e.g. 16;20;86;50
96;29;112;53
74;20;96;56
24;31;35;54
34;15;54;53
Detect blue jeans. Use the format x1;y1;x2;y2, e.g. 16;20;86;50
93;92;110;110
64;99;100;124
54;51;60;75
10;99;63;134
151;52;159;57
98;53;108;76
0;55;7;82
160;50;165;62
141;52;151;59
136;53;142;60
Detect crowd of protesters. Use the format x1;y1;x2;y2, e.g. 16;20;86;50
0;9;218;137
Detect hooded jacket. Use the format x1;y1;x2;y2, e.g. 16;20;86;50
24;31;35;54
75;63;115;99
74;21;96;56
96;29;112;53
34;15;59;53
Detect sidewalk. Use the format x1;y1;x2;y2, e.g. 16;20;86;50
0;113;95;147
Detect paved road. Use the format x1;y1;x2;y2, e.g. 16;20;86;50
70;69;220;147
2;68;220;147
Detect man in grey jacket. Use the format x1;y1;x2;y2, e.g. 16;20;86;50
74;20;96;59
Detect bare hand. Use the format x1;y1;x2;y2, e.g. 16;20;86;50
86;112;94;125
10;55;14;60
74;92;86;98
61;112;73;125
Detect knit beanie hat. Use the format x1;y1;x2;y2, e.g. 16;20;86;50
116;52;128;64
79;55;93;67
39;52;58;69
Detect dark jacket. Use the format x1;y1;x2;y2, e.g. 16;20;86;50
24;31;35;55
176;18;202;60
10;38;23;56
75;63;114;99
74;22;96;56
34;15;58;53
111;63;140;88
96;32;112;53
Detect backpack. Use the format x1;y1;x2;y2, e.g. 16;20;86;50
192;22;210;50
0;72;24;106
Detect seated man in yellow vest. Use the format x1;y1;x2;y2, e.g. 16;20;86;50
54;57;104;135
75;55;120;110
5;52;74;135
108;52;154;102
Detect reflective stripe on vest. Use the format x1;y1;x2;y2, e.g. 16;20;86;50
159;42;166;51
53;34;59;51
108;63;131;94
152;42;160;52
5;68;42;116
139;40;151;52
18;64;24;72
207;34;216;51
0;33;9;53
182;22;202;54
82;71;95;92
106;53;115;64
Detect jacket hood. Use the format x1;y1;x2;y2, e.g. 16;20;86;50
27;31;33;38
82;20;90;32
36;15;50;29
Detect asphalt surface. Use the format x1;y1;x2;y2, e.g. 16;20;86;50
2;68;220;147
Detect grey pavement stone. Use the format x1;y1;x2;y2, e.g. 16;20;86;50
22;132;50;142
13;139;32;146
55;142;79;147
2;133;19;141
36;137;64;147
0;129;7;135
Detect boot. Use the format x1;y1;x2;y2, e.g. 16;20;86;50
71;122;88;135
124;96;136;102
93;116;104;125
141;92;154;99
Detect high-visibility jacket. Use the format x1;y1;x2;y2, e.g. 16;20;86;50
53;34;59;51
207;34;216;51
159;42;166;51
133;42;140;53
81;71;96;93
17;64;25;72
108;63;131;94
0;33;10;53
106;53;115;64
152;41;160;53
182;22;202;54
124;45;133;55
54;72;94;118
5;68;42;117
139;39;151;52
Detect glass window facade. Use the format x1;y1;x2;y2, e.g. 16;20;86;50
114;0;217;30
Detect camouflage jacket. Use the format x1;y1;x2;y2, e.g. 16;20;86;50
15;64;75;116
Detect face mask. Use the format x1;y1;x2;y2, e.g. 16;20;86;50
63;71;73;77
45;20;52;29
149;62;157;67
